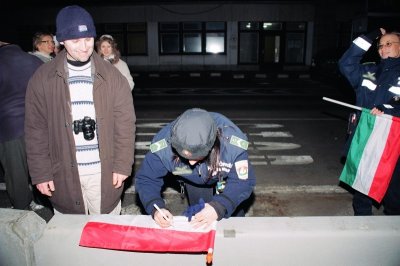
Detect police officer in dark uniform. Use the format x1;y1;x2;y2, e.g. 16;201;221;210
135;108;256;228
339;28;400;215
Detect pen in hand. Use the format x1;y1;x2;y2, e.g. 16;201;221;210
153;203;171;222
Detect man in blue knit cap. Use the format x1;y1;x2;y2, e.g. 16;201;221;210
25;5;136;215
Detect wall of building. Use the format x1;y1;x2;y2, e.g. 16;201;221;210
0;1;371;73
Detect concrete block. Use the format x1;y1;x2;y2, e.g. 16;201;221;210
32;215;400;266
0;209;46;266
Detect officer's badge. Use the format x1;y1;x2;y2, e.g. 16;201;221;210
362;71;376;81
150;139;167;153
235;160;249;180
230;135;249;150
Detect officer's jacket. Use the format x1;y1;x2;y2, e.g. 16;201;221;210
135;112;256;218
339;34;400;116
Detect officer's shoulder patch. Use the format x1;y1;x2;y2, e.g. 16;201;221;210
150;139;168;153
229;135;249;150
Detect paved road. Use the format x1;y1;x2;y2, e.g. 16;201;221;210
0;76;385;221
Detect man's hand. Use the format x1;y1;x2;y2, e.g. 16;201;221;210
190;203;218;229
36;181;55;196
113;173;128;188
371;107;384;115
154;208;174;228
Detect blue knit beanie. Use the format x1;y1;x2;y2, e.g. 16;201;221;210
171;108;217;160
56;5;96;42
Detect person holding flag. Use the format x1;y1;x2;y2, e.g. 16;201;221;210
135;108;256;228
338;28;400;215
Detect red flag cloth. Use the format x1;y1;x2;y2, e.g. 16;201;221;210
79;215;217;253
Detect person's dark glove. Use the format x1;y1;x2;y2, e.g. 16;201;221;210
376;96;400;112
365;29;382;41
183;198;205;222
375;104;385;112
388;96;400;106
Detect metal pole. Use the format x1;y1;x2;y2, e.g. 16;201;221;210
322;97;362;111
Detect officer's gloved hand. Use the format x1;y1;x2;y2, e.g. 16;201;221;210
375;96;400;113
365;28;383;41
388;96;400;106
375;104;385;112
183;198;205;222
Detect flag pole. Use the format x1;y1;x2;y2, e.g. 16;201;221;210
322;97;362;111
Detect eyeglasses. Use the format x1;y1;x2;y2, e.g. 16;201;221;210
40;40;55;45
377;41;400;50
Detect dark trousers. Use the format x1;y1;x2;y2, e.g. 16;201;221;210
353;159;400;215
0;137;33;209
185;182;245;217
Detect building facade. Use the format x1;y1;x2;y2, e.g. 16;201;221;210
3;1;387;75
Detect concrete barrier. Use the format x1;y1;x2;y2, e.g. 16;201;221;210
1;208;400;266
0;209;46;266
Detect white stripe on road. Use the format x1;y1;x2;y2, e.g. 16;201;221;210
136;123;166;128
253;142;300;150
237;123;283;128
250;131;293;137
136;133;157;136
268;155;313;165
251;161;268;165
249;155;265;159
135;141;151;149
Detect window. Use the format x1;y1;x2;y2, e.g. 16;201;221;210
239;22;259;64
183;33;202;53
160;33;180;53
238;21;307;65
205;22;225;54
127;23;147;55
182;22;202;53
285;33;304;63
206;33;225;54
240;22;259;31
262;22;282;31
159;22;226;55
97;23;147;56
286;22;305;31
285;22;306;64
239;32;259;64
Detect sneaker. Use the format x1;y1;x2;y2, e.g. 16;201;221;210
29;201;44;211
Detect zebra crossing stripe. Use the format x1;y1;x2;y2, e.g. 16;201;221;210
250;131;293;137
253;142;300;150
268;155;313;165
236;123;283;128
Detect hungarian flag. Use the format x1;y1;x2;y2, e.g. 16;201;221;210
79;215;217;253
340;109;400;202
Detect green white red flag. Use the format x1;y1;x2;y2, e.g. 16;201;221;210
340;109;400;202
79;215;216;253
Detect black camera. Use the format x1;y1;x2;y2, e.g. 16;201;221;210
73;116;96;141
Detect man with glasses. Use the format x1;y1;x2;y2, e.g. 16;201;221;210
30;32;55;62
339;28;400;216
